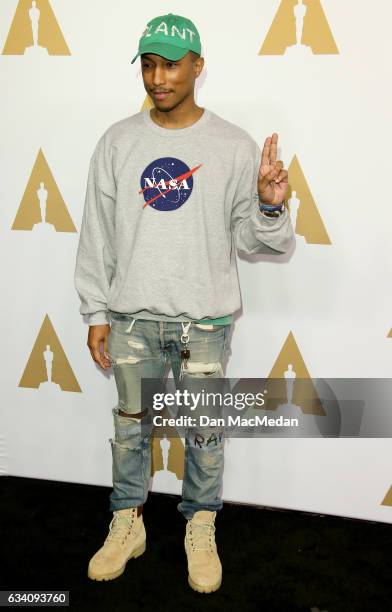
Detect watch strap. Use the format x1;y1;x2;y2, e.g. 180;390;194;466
259;200;286;216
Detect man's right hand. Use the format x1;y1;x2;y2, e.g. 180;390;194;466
87;324;111;370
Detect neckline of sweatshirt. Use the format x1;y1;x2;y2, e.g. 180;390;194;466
142;106;212;138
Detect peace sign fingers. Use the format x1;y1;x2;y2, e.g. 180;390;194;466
269;133;278;164
261;133;278;167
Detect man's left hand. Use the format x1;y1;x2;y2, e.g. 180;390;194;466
257;133;288;205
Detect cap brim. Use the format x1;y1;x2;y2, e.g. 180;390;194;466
131;42;189;64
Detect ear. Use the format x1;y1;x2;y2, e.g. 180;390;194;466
195;56;204;77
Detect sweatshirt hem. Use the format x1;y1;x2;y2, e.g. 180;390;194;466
108;308;233;325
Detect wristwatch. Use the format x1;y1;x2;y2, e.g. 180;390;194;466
259;200;286;217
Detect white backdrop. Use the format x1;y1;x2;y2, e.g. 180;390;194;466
1;0;392;523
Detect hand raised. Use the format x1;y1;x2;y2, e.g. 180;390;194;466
257;133;288;205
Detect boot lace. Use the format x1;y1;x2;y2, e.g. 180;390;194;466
188;521;216;551
105;511;136;544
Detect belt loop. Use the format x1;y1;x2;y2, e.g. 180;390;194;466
159;321;164;349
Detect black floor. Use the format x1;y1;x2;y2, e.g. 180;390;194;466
1;476;392;611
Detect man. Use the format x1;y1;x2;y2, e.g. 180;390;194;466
74;12;294;594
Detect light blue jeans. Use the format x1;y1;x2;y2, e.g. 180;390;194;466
107;310;232;520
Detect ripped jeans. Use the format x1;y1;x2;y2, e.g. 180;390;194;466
106;310;232;520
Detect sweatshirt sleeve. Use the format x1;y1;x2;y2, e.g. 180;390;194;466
231;139;295;256
74;134;116;326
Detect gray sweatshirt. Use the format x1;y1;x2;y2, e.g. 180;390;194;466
74;108;294;325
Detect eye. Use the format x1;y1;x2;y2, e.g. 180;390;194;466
166;62;177;67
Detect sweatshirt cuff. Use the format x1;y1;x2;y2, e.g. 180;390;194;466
88;310;109;326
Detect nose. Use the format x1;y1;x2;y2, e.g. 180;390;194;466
152;66;167;88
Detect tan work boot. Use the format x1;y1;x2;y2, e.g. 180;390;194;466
88;507;146;581
184;510;222;593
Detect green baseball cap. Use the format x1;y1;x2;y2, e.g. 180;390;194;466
131;13;201;64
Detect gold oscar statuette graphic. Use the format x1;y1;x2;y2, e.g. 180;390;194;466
19;314;81;392
287;155;331;245
151;404;184;481
11;149;76;232
259;0;339;56
260;331;324;415
141;95;154;112
387;329;392;338
2;0;70;56
381;486;392;507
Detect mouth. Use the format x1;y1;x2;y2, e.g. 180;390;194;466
151;91;172;100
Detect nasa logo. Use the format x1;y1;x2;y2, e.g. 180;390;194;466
139;157;202;211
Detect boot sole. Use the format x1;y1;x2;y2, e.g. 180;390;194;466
87;540;146;581
188;574;222;593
